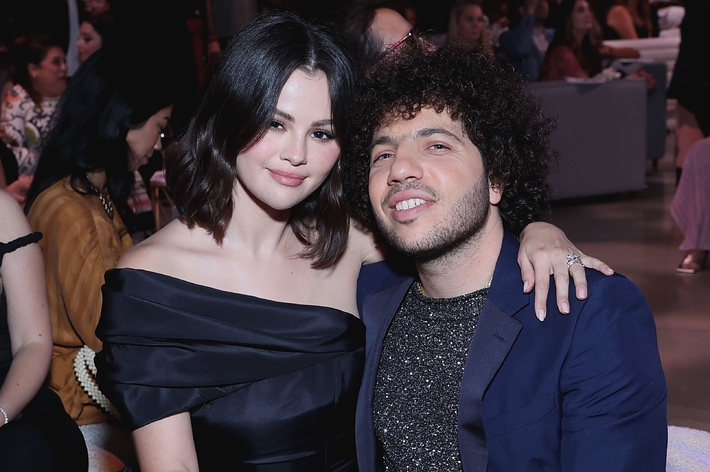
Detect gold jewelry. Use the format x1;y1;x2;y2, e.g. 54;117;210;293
86;174;114;219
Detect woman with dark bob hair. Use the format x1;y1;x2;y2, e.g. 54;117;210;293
76;13;119;63
95;12;611;471
24;44;174;462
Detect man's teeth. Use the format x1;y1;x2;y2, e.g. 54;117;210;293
395;198;425;211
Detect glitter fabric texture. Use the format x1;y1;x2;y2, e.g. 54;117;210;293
373;282;488;471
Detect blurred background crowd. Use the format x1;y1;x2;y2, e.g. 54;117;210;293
0;0;695;208
1;0;702;264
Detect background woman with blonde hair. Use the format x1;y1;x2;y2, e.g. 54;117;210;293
447;0;494;55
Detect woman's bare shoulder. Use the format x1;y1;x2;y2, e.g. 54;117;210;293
117;220;210;273
607;4;631;19
0;189;32;242
347;220;386;265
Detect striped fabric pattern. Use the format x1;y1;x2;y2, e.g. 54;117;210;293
27;177;132;425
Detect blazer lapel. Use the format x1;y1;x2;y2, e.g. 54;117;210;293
356;278;414;472
458;301;522;471
458;233;529;471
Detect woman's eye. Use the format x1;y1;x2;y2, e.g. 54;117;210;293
270;121;284;130
312;130;334;141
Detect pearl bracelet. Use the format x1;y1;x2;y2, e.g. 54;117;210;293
73;345;120;419
0;406;7;425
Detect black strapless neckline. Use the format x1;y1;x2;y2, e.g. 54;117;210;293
97;268;364;471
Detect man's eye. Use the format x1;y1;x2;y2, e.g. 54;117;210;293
372;152;392;163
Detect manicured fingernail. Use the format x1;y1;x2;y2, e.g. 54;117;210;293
578;287;587;299
523;281;529;292
561;302;569;314
537;309;546;321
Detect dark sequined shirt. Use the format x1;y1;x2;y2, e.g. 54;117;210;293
373;282;488;471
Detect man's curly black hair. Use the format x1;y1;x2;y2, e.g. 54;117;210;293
343;42;555;237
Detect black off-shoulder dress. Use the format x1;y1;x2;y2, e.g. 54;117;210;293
96;268;365;471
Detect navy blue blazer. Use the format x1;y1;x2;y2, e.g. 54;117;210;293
356;233;668;472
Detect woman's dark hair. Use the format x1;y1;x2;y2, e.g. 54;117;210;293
83;13;120;50
548;0;603;76
10;33;64;105
24;46;176;218
167;12;356;269
0;47;12;90
0;48;17;184
332;1;381;75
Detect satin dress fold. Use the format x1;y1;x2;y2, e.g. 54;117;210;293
96;268;365;471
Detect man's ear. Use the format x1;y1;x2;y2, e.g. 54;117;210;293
489;178;503;205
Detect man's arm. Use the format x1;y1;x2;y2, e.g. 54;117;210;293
560;275;667;471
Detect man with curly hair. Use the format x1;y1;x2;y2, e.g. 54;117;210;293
345;43;667;471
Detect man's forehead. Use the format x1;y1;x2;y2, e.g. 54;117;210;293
373;108;469;141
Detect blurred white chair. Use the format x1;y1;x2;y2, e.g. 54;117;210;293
657;6;685;31
667;426;710;471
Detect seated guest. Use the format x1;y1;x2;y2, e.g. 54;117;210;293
2;34;67;200
667;0;710;180
0;49;26;200
542;0;639;80
671;136;710;273
23;45;173;463
76;14;118;63
447;0;494;55
603;0;653;39
345;41;668;472
75;13;153;241
0;189;88;471
499;0;553;81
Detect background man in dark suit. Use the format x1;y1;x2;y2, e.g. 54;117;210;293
344;42;668;471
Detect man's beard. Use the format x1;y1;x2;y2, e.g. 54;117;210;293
375;175;491;263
